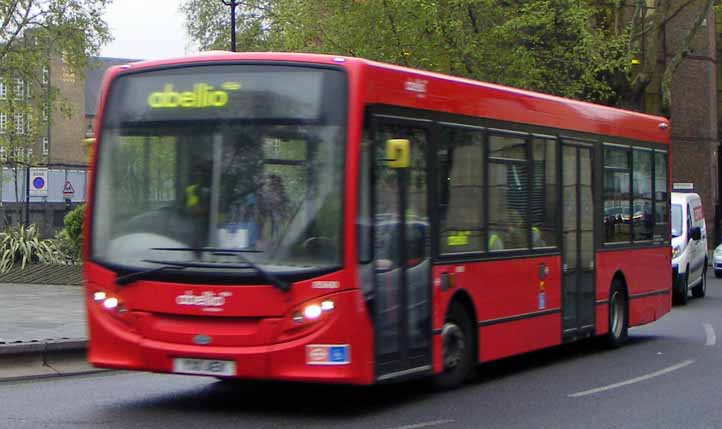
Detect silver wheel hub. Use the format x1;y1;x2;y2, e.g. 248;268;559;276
610;291;624;338
441;322;465;371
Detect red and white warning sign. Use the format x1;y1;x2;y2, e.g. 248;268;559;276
63;180;75;198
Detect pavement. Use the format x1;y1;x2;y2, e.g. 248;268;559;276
0;282;100;382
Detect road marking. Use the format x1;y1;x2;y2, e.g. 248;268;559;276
703;323;716;346
383;419;455;429
568;359;695;398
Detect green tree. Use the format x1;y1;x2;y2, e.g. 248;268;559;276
0;0;111;219
595;0;717;113
182;0;716;113
182;1;630;103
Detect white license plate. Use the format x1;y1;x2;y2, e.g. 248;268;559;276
172;358;236;376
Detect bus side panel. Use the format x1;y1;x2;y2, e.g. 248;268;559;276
480;314;561;362
595;247;671;335
432;255;562;365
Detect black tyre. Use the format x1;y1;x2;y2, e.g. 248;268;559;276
432;303;474;390
605;281;628;348
715;270;722;279
692;264;707;298
674;271;689;306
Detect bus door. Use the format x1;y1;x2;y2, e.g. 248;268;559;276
561;142;596;342
371;116;432;381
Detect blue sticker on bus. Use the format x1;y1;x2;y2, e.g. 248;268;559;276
328;346;349;363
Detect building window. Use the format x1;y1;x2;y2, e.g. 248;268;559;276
0;147;6;162
42;137;48;155
26;113;32;135
13;78;24;100
61;64;75;83
0;81;6;100
14;112;24;135
42;105;48;121
42;66;49;85
0;113;6;134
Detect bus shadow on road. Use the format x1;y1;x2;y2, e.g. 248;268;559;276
468;335;660;386
121;336;663;418
125;377;435;418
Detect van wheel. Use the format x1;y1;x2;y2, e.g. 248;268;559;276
432;303;473;390
715;270;722;279
605;281;628;348
674;271;689;305
692;264;707;298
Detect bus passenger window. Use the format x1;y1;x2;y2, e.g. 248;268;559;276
437;126;484;254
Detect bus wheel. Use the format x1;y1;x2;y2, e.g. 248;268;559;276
605;281;628;348
692;264;707;298
432;304;473;390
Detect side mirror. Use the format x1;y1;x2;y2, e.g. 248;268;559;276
690;226;702;241
385;139;409;168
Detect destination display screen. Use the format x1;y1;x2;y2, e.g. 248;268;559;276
103;64;345;124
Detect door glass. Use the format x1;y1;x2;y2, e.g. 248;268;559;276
405;129;430;351
563;147;578;271
580;148;594;272
373;124;430;357
374;126;402;356
562;146;578;323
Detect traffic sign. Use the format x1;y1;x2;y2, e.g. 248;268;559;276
63;180;75;198
29;168;48;197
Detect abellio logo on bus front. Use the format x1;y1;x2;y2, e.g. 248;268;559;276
176;290;233;312
147;82;241;109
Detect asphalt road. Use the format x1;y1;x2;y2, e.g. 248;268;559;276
2;275;722;429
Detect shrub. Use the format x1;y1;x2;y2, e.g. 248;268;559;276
0;224;65;272
54;204;85;263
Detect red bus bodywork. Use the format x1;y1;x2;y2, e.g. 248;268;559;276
84;52;671;384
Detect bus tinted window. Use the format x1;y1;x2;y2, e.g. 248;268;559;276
489;134;529;251
654;152;669;241
531;138;558;248
603;147;631;243
633;149;654;241
438;127;484;254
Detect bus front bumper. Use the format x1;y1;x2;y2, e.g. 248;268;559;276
85;289;374;385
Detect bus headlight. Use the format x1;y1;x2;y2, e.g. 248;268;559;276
103;297;119;310
301;300;334;321
280;298;337;341
304;304;323;320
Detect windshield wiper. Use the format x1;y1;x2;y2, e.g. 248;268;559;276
149;247;290;292
115;264;188;286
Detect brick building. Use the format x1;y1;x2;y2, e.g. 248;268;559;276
665;1;719;249
0;55;138;236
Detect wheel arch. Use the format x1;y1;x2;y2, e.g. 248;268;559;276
610;270;629;299
444;289;478;363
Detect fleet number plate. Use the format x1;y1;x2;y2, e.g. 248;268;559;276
172;358;236;376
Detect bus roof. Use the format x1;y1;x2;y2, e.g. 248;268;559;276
102;51;670;144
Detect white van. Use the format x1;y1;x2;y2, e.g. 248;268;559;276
671;188;707;304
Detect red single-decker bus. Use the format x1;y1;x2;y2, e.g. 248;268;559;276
84;52;671;387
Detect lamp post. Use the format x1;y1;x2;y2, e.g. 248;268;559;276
221;0;238;52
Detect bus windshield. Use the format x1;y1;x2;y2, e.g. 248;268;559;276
91;64;347;277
